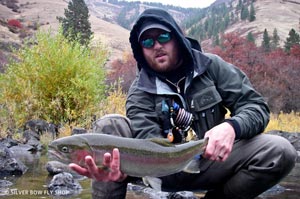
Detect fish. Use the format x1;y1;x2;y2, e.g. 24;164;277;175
48;133;208;189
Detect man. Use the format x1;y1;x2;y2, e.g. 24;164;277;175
70;8;297;199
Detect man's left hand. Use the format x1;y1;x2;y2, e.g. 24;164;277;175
203;122;235;162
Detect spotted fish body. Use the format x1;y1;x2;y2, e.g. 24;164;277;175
48;133;208;177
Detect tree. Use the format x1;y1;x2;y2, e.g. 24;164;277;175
240;5;249;20
249;2;256;22
57;0;93;46
246;31;255;43
210;32;300;113
261;28;271;52
237;0;243;10
213;34;220;46
271;28;280;49
224;13;230;28
284;28;300;52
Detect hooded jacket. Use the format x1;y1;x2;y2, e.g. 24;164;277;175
126;8;270;140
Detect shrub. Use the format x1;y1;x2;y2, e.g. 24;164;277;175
97;83;127;117
0;30;107;129
107;52;136;92
7;19;23;29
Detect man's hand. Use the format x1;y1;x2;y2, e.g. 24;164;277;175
203;122;235;162
69;148;127;182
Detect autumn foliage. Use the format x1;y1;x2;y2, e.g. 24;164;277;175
7;19;23;29
107;52;137;92
211;32;300;113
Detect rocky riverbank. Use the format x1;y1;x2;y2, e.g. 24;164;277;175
0;119;299;198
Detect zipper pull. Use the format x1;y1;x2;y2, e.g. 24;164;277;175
176;86;180;93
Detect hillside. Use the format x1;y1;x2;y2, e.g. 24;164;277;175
0;0;300;70
0;0;131;70
225;0;300;46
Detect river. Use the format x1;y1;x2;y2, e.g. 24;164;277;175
0;151;299;199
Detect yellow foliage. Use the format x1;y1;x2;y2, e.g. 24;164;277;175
97;84;127;117
226;109;300;132
58;124;73;138
265;111;300;132
0;30;107;129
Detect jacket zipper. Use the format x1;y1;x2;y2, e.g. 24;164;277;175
165;77;186;94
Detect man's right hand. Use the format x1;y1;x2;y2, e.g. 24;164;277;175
69;148;127;182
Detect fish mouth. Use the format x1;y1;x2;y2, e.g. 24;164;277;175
48;149;69;164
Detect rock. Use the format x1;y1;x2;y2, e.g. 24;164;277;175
0;137;19;148
24;119;58;140
168;191;199;199
0;179;12;197
0;143;27;176
26;139;43;151
9;145;41;164
127;183;202;199
0;179;13;187
47;172;82;196
46;161;70;175
71;127;87;135
22;130;43;151
23;129;40;141
46;161;84;179
259;184;286;197
24;119;57;135
9;143;35;152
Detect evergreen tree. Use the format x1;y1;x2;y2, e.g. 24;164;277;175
249;2;256;22
241;5;249;20
247;31;255;43
224;13;230;28
213;33;220;47
271;28;280;49
230;12;235;23
57;0;93;46
261;28;271;52
237;0;243;10
284;28;300;52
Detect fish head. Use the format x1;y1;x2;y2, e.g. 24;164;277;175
48;135;93;167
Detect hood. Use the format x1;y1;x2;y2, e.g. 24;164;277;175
129;8;195;74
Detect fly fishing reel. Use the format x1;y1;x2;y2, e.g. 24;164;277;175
162;100;197;143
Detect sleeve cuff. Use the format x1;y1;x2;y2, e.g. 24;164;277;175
224;118;241;139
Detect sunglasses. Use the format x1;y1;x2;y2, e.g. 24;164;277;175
140;32;172;48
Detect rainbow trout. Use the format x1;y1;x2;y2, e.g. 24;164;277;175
48;133;208;178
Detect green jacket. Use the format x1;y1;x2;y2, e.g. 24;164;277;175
126;8;269;140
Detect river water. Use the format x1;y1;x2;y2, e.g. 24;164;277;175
0;151;299;199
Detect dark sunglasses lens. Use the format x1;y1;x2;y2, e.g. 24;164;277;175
141;38;154;48
157;33;171;43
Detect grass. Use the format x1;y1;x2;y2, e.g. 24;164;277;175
265;111;300;133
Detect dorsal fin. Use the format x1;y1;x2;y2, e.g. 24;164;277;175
148;138;174;147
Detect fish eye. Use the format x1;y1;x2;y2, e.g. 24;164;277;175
61;146;69;153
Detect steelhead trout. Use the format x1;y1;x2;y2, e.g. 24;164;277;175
48;133;208;178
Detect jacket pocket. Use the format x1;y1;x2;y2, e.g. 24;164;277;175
190;86;226;138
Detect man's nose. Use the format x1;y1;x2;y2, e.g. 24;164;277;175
153;40;163;49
